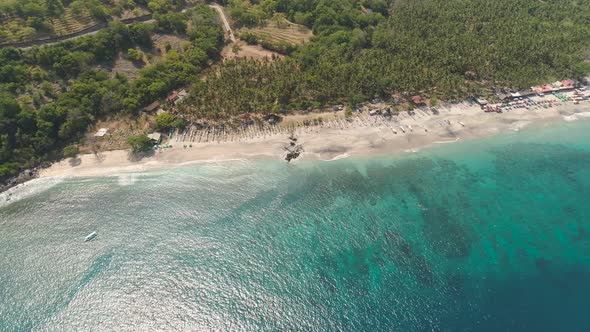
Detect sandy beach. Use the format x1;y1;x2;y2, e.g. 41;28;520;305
40;96;590;179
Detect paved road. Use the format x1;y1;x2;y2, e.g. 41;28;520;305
210;3;236;42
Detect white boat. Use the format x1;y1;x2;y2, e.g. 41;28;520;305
85;232;97;242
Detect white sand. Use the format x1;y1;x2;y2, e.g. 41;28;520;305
40;100;590;179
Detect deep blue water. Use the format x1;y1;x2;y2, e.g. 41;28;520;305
1;120;590;331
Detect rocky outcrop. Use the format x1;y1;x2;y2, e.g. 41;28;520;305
0;168;38;194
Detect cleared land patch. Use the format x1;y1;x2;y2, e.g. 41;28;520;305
238;20;312;46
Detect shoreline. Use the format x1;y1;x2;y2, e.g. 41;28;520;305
37;100;589;180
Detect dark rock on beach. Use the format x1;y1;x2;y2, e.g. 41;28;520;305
285;134;304;162
0;168;38;194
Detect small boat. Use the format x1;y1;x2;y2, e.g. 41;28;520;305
459;121;465;127
85;232;97;242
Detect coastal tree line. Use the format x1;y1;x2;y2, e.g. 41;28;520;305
2;0;590;180
0;4;223;179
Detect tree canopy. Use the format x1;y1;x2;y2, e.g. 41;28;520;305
186;0;590;118
0;4;222;180
127;134;152;153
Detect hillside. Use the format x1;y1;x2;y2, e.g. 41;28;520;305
0;0;154;44
0;4;224;180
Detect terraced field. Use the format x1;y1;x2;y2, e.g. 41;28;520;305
0;7;98;44
48;8;97;37
239;21;312;45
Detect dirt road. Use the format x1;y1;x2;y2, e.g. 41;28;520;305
209;3;236;42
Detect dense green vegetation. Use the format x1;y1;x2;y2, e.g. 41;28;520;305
0;4;222;179
0;0;115;19
0;0;191;43
189;0;590;117
156;112;186;131
127;133;152;153
1;0;590;182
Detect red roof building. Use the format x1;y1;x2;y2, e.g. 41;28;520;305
541;84;553;93
143;101;160;112
166;91;179;103
561;79;575;89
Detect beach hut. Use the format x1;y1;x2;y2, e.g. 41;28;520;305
266;114;282;124
147;133;162;144
475;98;488;106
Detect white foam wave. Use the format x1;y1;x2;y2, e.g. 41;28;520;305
563;112;590;122
433;138;461;144
0;176;65;207
117;173;139;186
321;153;351;161
510;121;531;131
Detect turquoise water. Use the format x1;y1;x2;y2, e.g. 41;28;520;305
1;120;590;331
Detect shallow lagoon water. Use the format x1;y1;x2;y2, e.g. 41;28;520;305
1;120;590;331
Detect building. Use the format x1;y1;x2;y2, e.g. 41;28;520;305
143;101;160;112
560;79;575;91
176;89;188;104
497;89;535;101
166;91;179;104
532;79;576;95
94;128;109;137
266;114;282;124
516;89;535;98
147;133;162;144
475;98;488;106
410;95;426;106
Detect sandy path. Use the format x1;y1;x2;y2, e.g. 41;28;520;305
210;3;236;42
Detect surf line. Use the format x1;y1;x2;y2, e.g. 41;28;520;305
433;137;461;144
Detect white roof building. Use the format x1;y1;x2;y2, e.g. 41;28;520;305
94;128;109;137
147;133;162;143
